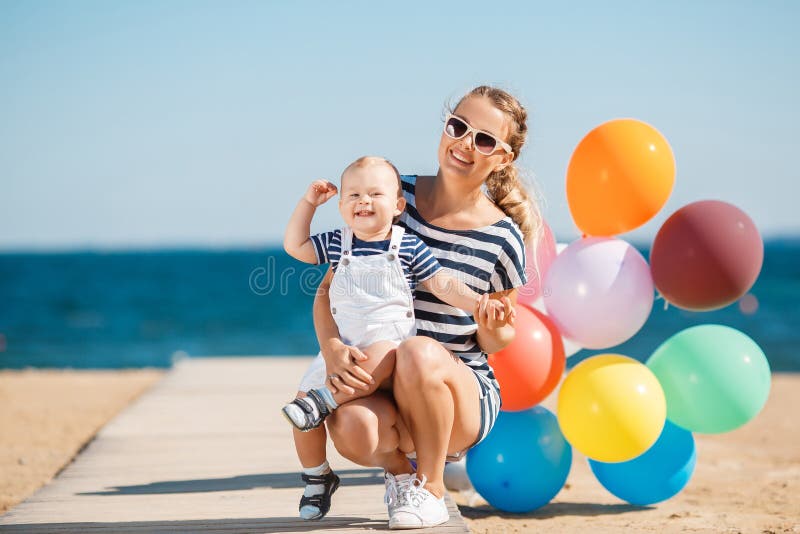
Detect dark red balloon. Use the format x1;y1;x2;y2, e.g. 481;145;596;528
650;200;763;311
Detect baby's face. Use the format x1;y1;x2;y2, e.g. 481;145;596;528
338;164;404;238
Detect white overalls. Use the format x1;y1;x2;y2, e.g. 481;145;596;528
298;225;416;392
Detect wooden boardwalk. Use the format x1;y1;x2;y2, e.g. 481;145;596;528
0;357;470;533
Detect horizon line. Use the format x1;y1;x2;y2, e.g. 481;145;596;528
1;233;799;255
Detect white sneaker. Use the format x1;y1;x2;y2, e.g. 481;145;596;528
384;472;413;515
388;474;449;530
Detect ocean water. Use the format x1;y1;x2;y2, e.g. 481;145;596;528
1;239;798;371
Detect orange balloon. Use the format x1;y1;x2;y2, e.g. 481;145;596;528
566;119;675;236
488;305;566;411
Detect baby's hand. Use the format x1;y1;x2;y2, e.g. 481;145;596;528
475;294;517;330
304;179;338;206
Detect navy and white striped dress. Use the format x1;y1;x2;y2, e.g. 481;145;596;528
398;175;528;394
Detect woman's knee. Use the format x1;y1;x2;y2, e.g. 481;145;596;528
327;400;396;465
395;336;450;386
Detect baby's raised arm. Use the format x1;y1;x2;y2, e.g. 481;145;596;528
283;179;338;263
420;272;514;324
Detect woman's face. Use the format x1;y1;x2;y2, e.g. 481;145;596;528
438;96;514;182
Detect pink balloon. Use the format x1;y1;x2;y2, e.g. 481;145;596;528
518;221;557;307
527;300;583;357
543;237;654;349
528;241;584;358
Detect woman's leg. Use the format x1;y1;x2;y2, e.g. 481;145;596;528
285;342;397;432
392;336;483;499
326;337;482;485
326;390;415;476
329;340;397;406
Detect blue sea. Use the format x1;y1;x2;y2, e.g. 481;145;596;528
1;239;798;371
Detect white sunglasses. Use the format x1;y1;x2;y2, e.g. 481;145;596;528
443;114;513;155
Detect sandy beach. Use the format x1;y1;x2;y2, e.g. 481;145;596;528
457;373;800;533
0;368;797;532
0;369;163;514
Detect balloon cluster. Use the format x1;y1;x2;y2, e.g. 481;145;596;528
465;119;771;512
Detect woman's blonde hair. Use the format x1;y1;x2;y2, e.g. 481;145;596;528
453;86;542;245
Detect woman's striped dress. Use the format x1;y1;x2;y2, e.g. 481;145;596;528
398;175;528;398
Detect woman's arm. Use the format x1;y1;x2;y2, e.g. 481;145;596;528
474;289;518;354
313;266;373;395
313;267;339;349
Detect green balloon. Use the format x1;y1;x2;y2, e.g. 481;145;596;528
646;325;770;433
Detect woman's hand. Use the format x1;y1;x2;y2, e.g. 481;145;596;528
475;292;518;354
474;293;516;330
321;337;374;396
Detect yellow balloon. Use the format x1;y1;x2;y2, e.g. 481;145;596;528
557;354;666;462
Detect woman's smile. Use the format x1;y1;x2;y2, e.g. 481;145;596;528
449;148;473;166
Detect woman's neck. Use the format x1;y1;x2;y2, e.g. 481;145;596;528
425;170;486;217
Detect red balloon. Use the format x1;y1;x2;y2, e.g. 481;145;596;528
518;221;558;307
489;305;566;411
650;200;763;311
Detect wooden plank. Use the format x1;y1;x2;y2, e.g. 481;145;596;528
0;357;470;533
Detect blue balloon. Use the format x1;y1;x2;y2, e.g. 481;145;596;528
589;420;696;505
466;406;571;513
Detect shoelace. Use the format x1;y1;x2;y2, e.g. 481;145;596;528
396;474;429;508
383;473;397;507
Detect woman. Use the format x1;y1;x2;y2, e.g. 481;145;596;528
315;85;540;529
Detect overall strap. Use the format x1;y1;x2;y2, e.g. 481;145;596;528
340;226;354;255
388;225;405;256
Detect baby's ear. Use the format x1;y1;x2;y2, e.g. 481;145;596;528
395;196;407;215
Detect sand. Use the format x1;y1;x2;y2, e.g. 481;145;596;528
0;368;163;514
0;368;797;532
455;373;800;533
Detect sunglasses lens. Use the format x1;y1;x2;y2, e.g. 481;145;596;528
445;117;468;139
474;132;498;154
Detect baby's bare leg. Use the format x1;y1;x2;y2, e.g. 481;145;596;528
291;391;329;468
331;340;397;406
289;393;339;521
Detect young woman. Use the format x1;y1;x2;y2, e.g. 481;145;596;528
314;86;540;529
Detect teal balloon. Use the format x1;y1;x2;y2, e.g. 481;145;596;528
589;420;696;505
646;325;770;433
466;406;571;513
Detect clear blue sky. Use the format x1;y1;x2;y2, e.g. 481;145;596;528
1;0;798;250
